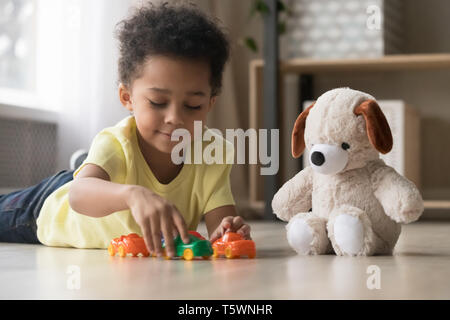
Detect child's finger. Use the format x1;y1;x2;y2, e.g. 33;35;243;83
172;211;190;244
221;216;234;230
231;216;244;231
161;216;175;257
171;226;179;238
150;214;163;256
209;229;220;243
210;224;227;243
237;224;251;239
141;219;155;254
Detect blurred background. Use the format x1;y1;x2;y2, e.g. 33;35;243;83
0;0;449;220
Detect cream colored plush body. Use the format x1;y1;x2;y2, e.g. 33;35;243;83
272;88;424;256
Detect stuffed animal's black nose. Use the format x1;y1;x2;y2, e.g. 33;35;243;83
311;151;325;166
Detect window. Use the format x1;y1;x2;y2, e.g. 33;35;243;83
0;0;36;91
0;0;83;113
0;0;39;108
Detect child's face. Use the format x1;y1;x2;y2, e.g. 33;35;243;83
119;55;216;155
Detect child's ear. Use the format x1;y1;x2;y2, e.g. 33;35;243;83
118;83;133;111
207;95;217;112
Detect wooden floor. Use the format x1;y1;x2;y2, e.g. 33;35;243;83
1;220;449;299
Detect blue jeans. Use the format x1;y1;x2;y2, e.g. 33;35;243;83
0;170;75;244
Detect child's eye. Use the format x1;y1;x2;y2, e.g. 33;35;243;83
148;99;167;108
148;99;200;110
185;105;201;110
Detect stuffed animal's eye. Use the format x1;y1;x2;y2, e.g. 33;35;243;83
341;142;350;150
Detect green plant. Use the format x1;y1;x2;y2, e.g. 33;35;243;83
242;0;292;53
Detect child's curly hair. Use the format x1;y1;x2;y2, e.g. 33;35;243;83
115;2;230;97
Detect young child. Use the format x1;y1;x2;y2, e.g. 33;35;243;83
0;3;251;258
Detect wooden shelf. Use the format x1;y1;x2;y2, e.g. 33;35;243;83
424;200;450;210
251;53;450;74
249;200;450;211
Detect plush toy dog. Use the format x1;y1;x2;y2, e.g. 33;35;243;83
272;88;424;256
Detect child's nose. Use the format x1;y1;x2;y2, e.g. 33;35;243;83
164;104;184;126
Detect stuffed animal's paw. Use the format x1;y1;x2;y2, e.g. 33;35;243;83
387;197;424;224
395;206;423;224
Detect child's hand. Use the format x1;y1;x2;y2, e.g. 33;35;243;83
126;185;190;258
209;216;251;243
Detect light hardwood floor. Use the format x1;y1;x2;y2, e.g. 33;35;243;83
0;220;449;299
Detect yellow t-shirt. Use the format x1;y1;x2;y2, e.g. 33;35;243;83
36;116;235;248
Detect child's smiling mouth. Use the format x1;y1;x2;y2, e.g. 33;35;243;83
157;130;172;138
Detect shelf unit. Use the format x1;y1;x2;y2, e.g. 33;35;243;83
249;53;450;213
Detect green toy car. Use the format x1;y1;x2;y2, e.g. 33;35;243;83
162;231;213;260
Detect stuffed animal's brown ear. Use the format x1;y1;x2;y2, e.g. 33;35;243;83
291;103;315;158
353;99;393;154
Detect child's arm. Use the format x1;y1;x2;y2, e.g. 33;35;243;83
69;163;190;257
204;205;251;243
69;164;132;217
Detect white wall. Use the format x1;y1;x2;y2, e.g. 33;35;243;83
283;0;450;200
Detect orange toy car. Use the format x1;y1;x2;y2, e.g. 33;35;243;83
108;233;150;257
212;232;256;259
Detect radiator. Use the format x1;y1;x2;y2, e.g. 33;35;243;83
0;117;57;190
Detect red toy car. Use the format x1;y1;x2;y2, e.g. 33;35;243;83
188;230;206;240
212;232;256;259
108;233;150;257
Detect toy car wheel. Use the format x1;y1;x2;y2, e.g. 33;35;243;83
183;248;194;261
202;255;210;260
142;251;150;257
162;249;171;260
108;244;115;256
212;247;218;258
118;245;127;258
225;247;234;259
